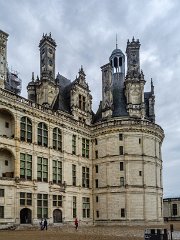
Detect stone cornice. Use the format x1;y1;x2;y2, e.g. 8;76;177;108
0;88;164;141
0;88;91;137
91;118;164;141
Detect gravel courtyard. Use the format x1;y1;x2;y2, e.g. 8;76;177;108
0;222;180;240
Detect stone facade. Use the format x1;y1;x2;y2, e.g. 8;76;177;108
163;198;180;221
0;31;164;225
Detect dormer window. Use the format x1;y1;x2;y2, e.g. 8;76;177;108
79;94;86;111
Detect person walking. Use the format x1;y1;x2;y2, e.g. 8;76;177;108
43;218;48;230
74;217;78;230
40;219;44;230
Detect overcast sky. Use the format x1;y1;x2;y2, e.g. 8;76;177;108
0;0;180;198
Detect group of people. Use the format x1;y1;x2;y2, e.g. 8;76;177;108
39;217;79;230
40;218;48;230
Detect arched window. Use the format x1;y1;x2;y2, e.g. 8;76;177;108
38;122;48;147
20;117;32;143
53;128;62;151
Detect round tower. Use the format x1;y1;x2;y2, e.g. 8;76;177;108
109;44;126;117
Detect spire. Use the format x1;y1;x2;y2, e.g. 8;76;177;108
151;78;154;94
116;34;118;49
32;72;34;82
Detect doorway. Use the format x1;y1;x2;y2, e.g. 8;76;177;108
53;209;62;223
20;208;32;224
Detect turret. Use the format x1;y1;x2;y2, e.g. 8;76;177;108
39;33;57;81
101;38;126;119
125;38;146;119
27;72;36;102
0;30;8;89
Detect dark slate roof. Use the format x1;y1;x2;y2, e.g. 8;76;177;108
93;87;128;123
53;74;72;113
109;48;125;61
144;91;153;121
112;88;128;117
92;101;103;123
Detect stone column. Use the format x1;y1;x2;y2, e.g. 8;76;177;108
14;114;20;177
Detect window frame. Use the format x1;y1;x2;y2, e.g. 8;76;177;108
121;208;125;217
72;164;76;186
52;160;62;184
37;194;48;219
53;127;62;151
120;177;125;186
82;138;89;158
72;135;76;155
20;117;32;143
119;146;124;155
0;189;4;197
0;206;4;218
37;122;48;147
82;167;89;188
20;153;32;180
82;197;90;218
53;195;62;207
73;196;77;218
120;162;124;171
37;157;48;182
119;133;123;141
20;192;32;206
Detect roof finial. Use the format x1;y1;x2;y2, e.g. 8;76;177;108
116;34;118;49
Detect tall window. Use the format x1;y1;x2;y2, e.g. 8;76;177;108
0;189;4;197
20;153;32;180
119;146;124;155
72;164;76;186
20;117;32;143
53;195;62;207
95;165;98;173
38;122;48;147
95;150;98;159
120;177;124;186
53;128;62;151
120;162;124;171
0;206;4;218
95;179;98;188
79;94;86;111
82;167;89;188
73;196;77;218
53;160;62;184
82;138;89;158
172;204;177;216
37;157;48;182
82;197;90;218
37;194;48;219
119;133;123;141
20;192;32;206
121;208;125;217
72;135;76;154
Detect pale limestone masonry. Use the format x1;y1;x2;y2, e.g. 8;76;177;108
163;198;180;221
0;32;164;226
